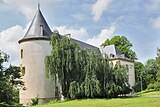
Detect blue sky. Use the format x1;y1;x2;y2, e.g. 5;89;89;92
0;0;160;65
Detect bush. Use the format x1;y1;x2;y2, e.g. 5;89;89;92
147;82;160;91
147;83;156;90
31;97;39;106
155;82;160;91
136;89;155;96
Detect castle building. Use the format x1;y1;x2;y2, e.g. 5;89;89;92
18;6;135;106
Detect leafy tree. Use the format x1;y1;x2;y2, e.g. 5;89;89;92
156;48;160;82
45;30;78;98
69;81;80;99
154;48;160;90
83;51;101;98
0;51;21;106
134;62;145;91
144;59;158;85
46;31;131;99
101;36;137;61
141;58;160;91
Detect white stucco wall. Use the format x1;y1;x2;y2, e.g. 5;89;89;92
111;59;135;87
19;40;55;106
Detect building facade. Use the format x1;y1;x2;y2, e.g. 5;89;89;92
18;7;135;106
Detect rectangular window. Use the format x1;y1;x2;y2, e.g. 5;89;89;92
21;49;23;59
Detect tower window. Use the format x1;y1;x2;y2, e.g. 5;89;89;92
22;67;25;76
40;25;44;36
21;49;23;59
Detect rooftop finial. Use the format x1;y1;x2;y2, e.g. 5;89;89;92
38;0;40;10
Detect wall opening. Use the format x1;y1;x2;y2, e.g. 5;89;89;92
21;49;23;59
40;25;44;36
22;67;25;76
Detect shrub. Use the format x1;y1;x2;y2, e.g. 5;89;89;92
147;82;160;91
31;97;39;106
147;83;156;90
155;82;160;91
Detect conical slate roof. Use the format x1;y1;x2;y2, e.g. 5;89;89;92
19;7;52;43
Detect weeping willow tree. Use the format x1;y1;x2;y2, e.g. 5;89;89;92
45;30;78;98
83;50;101;98
45;30;131;99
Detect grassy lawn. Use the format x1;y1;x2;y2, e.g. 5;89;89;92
35;91;160;107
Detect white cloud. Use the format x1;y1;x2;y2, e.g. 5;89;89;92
2;0;36;20
86;24;116;47
53;26;88;40
0;25;26;65
92;0;112;22
1;0;64;20
152;17;160;29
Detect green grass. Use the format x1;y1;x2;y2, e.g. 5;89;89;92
35;91;160;107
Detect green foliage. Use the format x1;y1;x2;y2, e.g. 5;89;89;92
143;59;159;90
31;97;39;106
45;31;131;100
83;51;101;98
147;83;156;90
145;59;158;83
101;36;137;61
134;62;145;92
69;81;80;99
139;48;160;91
0;50;21;105
135;89;156;96
155;48;160;91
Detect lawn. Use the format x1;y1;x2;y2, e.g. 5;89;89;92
35;91;160;107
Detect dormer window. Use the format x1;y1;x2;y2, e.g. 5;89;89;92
40;25;44;36
110;53;115;58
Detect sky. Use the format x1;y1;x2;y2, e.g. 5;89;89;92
0;0;160;65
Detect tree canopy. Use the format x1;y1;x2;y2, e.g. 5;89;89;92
45;31;131;99
101;36;137;61
134;62;145;92
0;50;22;106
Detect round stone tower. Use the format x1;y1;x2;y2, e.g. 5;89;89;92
18;7;55;106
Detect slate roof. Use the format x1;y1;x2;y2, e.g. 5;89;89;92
22;8;52;40
100;44;129;60
71;38;98;49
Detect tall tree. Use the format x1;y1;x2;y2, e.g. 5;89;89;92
46;31;131;99
101;36;137;61
156;48;160;82
45;30;78;98
0;51;21;106
134;62;145;91
83;50;101;98
155;48;160;90
144;59;158;85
